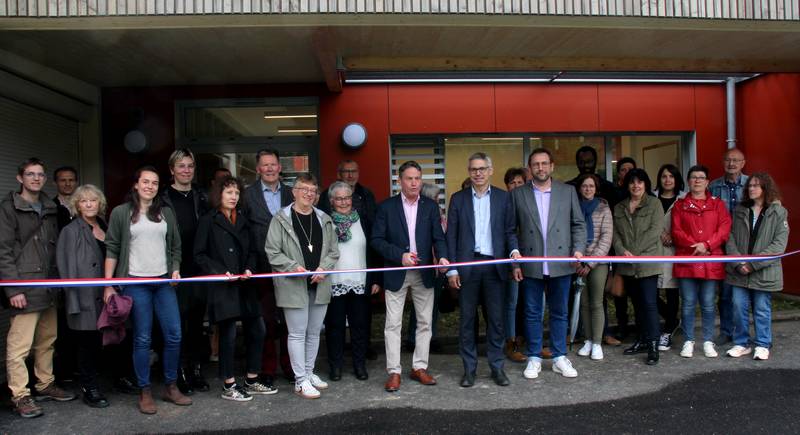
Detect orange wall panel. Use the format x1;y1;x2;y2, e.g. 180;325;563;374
598;84;696;132
495;84;599;132
388;84;495;134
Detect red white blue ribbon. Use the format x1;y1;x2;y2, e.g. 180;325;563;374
2;250;797;288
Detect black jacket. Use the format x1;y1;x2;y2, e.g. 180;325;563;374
241;181;293;272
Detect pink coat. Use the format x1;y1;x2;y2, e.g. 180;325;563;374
670;194;731;280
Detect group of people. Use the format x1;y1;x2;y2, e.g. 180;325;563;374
0;144;788;418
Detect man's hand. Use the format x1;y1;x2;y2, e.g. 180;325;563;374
402;252;419;267
170;271;181;286
9;293;27;309
225;271;238;281
511;251;522;260
437;258;450;273
576;265;590;277
370;284;381;295
690;242;709;256
737;263;753;275
513;268;523;282
242;269;253;280
447;274;461;290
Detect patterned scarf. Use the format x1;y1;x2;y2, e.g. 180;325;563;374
332;210;360;243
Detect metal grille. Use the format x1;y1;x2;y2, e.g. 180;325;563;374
391;136;446;212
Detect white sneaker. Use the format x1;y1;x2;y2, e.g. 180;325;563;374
309;373;329;390
552;356;578;378
577;341;592;357
523;358;541;379
680;341;695;358
294;379;320;399
753;346;770;360
726;345;752;358
590;344;604;360
703;341;718;358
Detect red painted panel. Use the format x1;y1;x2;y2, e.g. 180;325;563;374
693;85;728;180
388;84;495;134
495;84;599;132
598;84;696;132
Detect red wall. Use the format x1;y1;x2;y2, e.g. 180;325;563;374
737;73;800;295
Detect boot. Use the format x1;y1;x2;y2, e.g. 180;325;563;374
646;341;659;365
191;364;210;392
138;388;157;414
176;367;194;396
623;339;648;355
504;339;527;363
162;383;193;406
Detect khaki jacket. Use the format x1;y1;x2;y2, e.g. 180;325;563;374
725;202;789;292
612;194;664;278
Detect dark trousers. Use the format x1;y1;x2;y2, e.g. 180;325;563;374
459;262;505;373
75;330;102;388
624;276;660;342
657;287;680;334
177;283;208;367
259;280;293;377
54;304;77;382
325;291;370;370
218;316;266;380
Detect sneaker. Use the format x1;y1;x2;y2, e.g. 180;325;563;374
309;373;329;390
221;384;252;402
658;333;672;351
703;341;719;358
726;345;752;358
523;358;541;379
294;379;321;399
552;356;578;378
753;346;770;360
590;344;604;361
243;379;278;395
577;341;592;357
680;341;694;358
35;383;77;402
13;396;43;418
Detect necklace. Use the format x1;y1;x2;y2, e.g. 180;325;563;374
172;186;192;198
293;208;314;253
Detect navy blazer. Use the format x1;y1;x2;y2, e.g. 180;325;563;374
371;194;448;291
241;181;293;272
446;186;518;282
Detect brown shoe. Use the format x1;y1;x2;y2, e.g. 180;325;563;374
410;368;437;385
36;384;77;402
505;340;528;363
162;383;192;406
13;396;43;418
541;347;553;359
139;388;157;415
604;335;622;346
384;373;401;392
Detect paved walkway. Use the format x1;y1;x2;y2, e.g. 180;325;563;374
3;317;800;434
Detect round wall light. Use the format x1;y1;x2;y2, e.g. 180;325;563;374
342;123;367;149
124;130;148;154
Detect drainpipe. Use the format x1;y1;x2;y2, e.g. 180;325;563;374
726;77;737;149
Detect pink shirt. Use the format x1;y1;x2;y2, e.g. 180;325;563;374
401;193;419;254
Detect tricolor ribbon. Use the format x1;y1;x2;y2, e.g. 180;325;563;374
2;250;797;288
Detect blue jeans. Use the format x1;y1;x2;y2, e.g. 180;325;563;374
719;282;734;338
679;279;718;342
504;279;519;339
732;286;773;348
123;282;182;388
521;275;570;359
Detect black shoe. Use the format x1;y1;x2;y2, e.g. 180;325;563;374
113;377;138;395
82;387;109;408
354;366;369;381
623;340;648;355
646;340;660;365
365;347;378;361
330;366;342;381
260;374;276;390
177;367;194;396
491;368;510;386
191;365;210;392
460;372;476;388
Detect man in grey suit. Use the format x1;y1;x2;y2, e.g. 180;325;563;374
446;152;519;388
510;148;586;380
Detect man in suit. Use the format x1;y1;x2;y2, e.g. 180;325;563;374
446;152;519;387
371;160;449;392
511;148;586;380
242;148;294;392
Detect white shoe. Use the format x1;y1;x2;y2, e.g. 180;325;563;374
309;373;329;390
753;346;770;360
294;379;320;399
703;341;718;358
680;341;694;358
523;358;541;379
726;345;752;358
577;341;592;357
552;356;578;378
590;344;604;360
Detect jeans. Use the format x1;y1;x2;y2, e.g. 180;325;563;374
719;282;734;338
123;282;182;388
624;276;660;342
521;275;571;359
679;279;718;342
504;279;519;339
218;316;265;380
732;286;773;348
284;291;328;385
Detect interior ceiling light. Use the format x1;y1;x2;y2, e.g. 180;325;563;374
264;114;317;119
481;137;523;141
278;128;318;133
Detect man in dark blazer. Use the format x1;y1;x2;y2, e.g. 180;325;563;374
371;160;449;392
446;152;519;388
242;148;294;392
511;148;586;381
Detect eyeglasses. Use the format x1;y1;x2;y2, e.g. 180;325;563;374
333;195;352;202
339;169;358;175
23;172;46;179
468;167;491;174
724;158;744;163
293;187;319;196
689;176;708;181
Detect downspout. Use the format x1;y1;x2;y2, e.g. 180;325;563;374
726;77;737;149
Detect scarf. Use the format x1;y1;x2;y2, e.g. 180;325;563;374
580;198;600;244
332;210;360;243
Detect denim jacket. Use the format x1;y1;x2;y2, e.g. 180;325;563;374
709;174;749;216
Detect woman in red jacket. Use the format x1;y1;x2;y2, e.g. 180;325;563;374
671;165;731;359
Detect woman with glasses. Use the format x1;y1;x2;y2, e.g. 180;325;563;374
671;165;731;358
265;173;339;399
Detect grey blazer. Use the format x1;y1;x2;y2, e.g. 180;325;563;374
510;180;587;279
56;217;105;331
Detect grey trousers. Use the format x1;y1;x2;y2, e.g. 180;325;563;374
580;264;609;344
284;293;328;385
